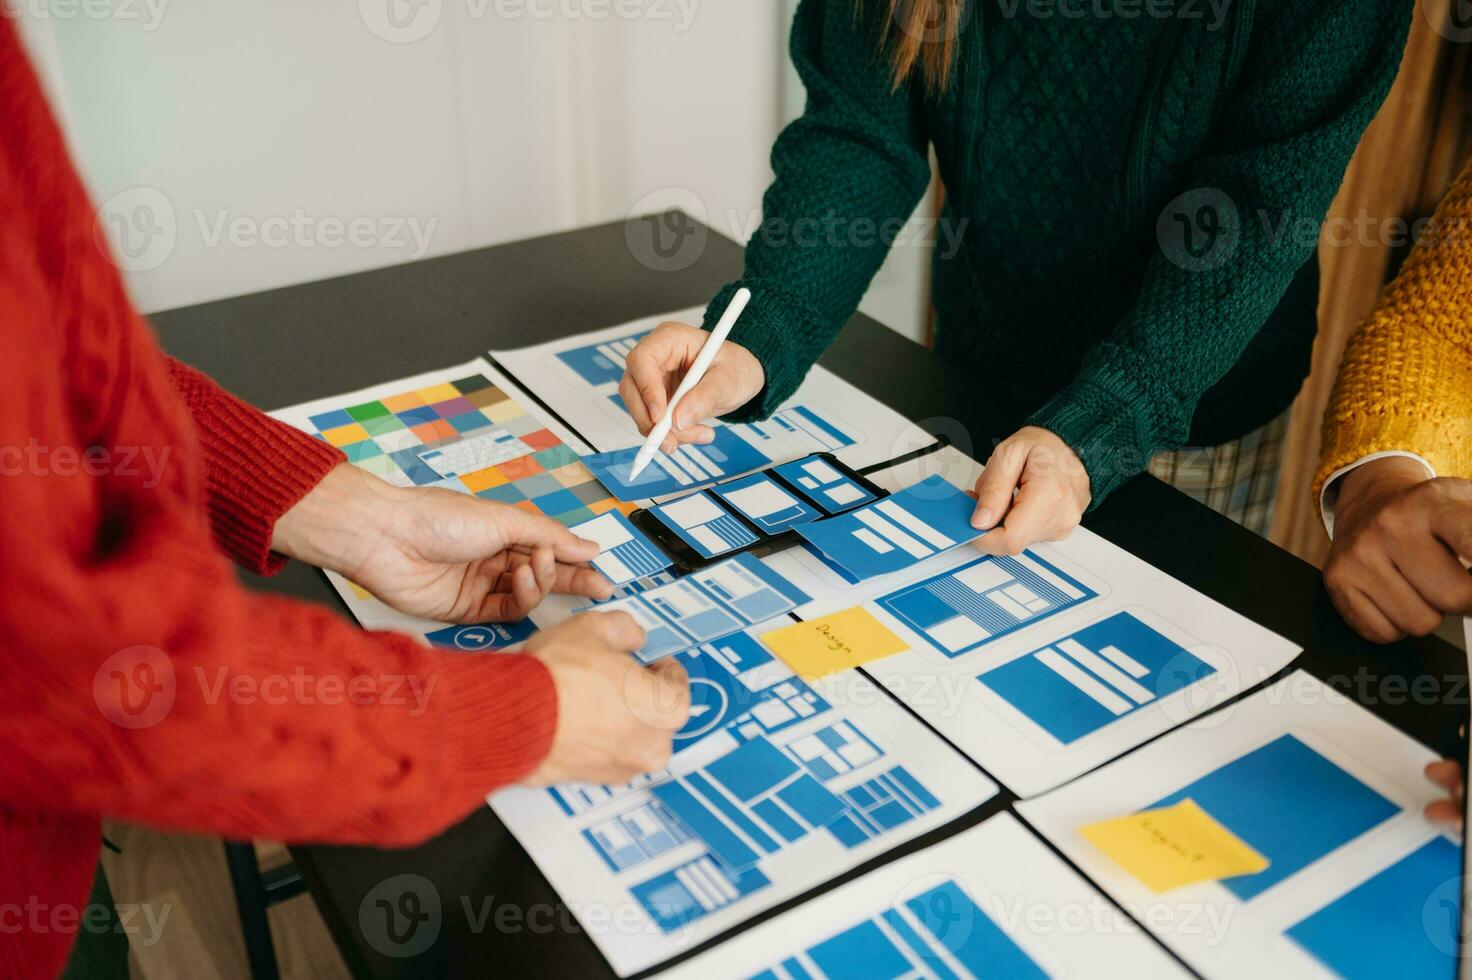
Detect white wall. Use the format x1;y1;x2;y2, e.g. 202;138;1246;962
22;0;927;341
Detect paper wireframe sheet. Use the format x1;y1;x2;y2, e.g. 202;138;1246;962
489;640;997;977
793;475;982;581
489;310;943;484
270;357;622;641
587;553;811;664
653;812;1187;979
1018;670;1453;979
757;446;1304;797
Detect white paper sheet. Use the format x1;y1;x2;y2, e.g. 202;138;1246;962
489;311;942;480
1018;670;1449;979
653;812;1186;980
270;357;593;638
763;446;1303;798
489;641;998;977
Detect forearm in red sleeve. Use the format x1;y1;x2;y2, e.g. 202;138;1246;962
164;357;345;575
0;520;557;847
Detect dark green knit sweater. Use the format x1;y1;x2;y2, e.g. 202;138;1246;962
704;0;1411;503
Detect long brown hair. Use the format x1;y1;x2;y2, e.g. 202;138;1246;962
872;0;965;94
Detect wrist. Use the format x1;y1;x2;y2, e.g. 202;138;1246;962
270;463;403;575
1336;456;1430;527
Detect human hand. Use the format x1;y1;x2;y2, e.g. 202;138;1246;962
620;321;765;450
272;464;613;623
1425;759;1465;832
522;612;691;786
1324;457;1472;643
969;426;1092;556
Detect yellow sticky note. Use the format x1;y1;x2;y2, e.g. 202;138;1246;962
760;607;908;679
1080;798;1269;893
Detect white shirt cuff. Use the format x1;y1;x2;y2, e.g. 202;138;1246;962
1319;451;1437;539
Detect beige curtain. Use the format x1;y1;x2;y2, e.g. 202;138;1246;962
1271;4;1472;564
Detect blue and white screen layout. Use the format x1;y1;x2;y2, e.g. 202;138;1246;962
656;812;1195;980
534;636;993;943
978;611;1217;745
713;472;823;532
878;551;1098;659
488;627;998;976
795;476;982;582
580;553;810;664
1148;734;1400;900
1015;671;1443;980
1285;836;1459;978
649;491;760;559
771;456;875;515
743;876;1046;980
583;408;859;502
554;331;653;387
652;813;1187;980
424;618;537;652
569;509;673;586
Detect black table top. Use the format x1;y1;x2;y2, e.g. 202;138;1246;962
151;214;1466;979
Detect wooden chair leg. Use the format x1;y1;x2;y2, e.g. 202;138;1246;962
223;841;284;980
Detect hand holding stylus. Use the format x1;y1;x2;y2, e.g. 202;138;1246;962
620;294;765;471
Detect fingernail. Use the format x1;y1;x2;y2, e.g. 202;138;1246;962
696;430;715;445
972;507;994;530
578;536;600;552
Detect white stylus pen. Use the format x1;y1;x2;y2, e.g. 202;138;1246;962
627;287;752;481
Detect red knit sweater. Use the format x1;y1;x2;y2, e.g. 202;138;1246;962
0;22;556;977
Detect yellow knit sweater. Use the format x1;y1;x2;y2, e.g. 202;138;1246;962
1316;162;1472;499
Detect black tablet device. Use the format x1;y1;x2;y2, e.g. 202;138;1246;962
630;452;887;574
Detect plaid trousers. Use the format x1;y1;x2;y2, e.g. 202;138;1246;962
1146;410;1291;539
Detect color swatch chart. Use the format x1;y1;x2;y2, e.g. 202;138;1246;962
748;877;1045;980
584;405;859;502
877;552;1098;659
795;476;982;582
979;612;1216;745
589;554;810;664
298;369;620;527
